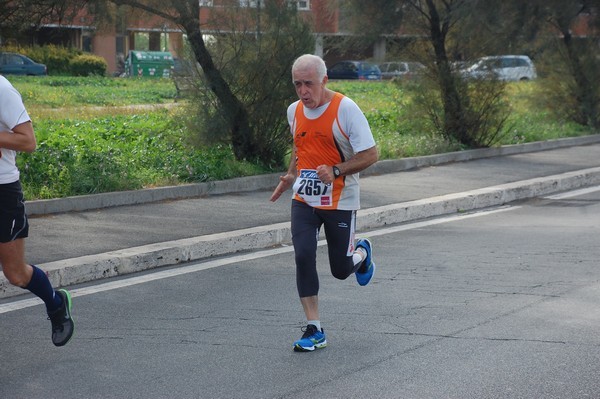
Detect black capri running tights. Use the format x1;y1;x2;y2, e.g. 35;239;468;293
291;199;358;297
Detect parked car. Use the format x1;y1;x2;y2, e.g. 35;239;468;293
327;60;382;80
461;55;537;81
378;61;425;80
0;52;47;76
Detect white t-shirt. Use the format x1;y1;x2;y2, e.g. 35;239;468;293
0;75;31;184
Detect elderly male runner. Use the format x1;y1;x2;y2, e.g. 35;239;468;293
271;54;378;352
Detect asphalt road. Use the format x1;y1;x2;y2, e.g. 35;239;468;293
0;139;596;301
1;186;599;398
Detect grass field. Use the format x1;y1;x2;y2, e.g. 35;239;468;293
7;75;595;200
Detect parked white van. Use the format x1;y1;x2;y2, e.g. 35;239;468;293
462;55;537;81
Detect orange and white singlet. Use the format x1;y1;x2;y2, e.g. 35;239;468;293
287;92;376;210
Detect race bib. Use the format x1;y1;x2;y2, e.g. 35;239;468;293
293;169;332;207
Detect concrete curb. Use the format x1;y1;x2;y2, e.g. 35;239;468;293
3;165;600;299
26;134;600;216
357;167;600;229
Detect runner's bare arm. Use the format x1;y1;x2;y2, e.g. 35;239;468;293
0;121;36;153
316;145;378;184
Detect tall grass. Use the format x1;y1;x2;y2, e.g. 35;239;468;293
7;76;596;200
19;108;267;200
497;82;591;144
330;80;593;157
12;76;176;108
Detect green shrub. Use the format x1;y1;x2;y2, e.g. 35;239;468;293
70;54;108;76
26;45;81;75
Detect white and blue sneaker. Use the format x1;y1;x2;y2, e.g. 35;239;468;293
355;238;375;286
293;324;327;352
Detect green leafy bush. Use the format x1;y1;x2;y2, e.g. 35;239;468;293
25;45;82;75
70;54;108;76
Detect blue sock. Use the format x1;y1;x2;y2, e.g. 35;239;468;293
24;265;62;313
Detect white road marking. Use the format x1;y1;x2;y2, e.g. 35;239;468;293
0;205;519;314
544;185;600;200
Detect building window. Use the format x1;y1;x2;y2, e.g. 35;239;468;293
239;0;259;7
199;0;213;6
286;0;310;10
297;0;310;10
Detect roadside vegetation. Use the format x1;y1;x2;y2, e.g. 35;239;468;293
10;75;594;200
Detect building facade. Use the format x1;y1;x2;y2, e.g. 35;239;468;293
1;0;383;75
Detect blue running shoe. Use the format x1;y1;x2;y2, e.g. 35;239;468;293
293;324;327;352
355;238;375;286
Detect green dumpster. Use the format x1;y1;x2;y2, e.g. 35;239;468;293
126;51;174;78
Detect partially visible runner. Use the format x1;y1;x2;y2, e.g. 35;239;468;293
0;75;74;346
270;54;379;352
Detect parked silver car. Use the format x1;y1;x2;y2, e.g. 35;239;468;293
461;55;537;81
378;61;425;80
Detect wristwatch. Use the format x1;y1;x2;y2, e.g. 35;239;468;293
332;165;341;178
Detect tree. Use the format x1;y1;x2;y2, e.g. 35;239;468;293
530;0;600;129
2;0;313;167
339;0;512;147
109;0;256;163
185;0;315;167
456;0;600;129
0;0;90;29
107;0;314;167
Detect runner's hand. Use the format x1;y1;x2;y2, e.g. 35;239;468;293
270;173;295;202
316;164;334;185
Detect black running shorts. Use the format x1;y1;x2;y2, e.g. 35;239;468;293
0;181;29;243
